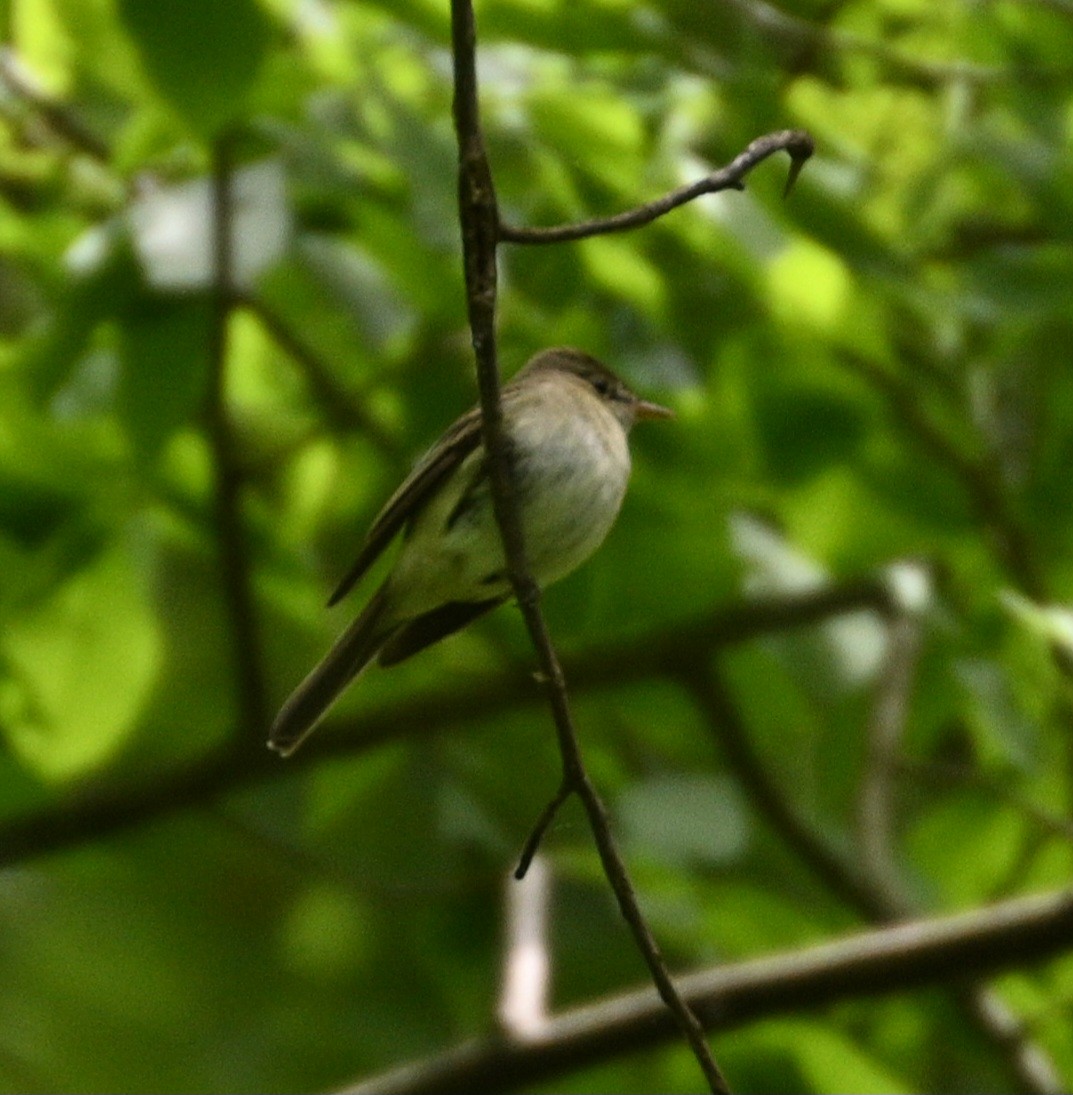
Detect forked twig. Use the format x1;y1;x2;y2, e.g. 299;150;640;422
448;2;816;1092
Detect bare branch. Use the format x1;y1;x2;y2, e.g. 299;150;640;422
499;130;813;245
336;887;1073;1095
235;292;403;457
691;630;1063;1092
450;3;729;1087
515;780;572;881
0;579;893;869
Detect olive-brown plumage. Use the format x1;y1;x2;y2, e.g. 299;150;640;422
269;347;671;757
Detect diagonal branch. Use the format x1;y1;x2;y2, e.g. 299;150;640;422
690;653;1064;1092
0;579;891;869
336;887;1073;1095
234;291;403;457
0;48;111;162
0;580;891;869
684;663;898;920
499;129;813;244
854;609;1062;1092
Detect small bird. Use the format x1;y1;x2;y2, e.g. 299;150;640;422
269;347;673;756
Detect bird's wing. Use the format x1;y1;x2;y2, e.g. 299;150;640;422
327;405;485;607
376;596;506;667
269;586;393;756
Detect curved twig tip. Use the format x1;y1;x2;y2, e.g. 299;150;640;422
782;130;815;197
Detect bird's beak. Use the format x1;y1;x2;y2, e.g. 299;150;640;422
635;398;674;421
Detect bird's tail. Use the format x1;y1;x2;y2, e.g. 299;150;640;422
268;587;394;758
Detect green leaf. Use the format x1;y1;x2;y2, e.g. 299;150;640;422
0;466;81;549
754;383;869;484
116;0;272;136
0;545;162;779
23;229;141;402
116;295;213;460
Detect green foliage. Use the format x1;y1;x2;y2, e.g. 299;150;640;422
116;0;272;135
2;0;1073;1092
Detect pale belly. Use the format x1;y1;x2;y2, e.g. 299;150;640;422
388;403;631;616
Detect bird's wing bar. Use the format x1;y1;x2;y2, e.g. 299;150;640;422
326;406;485;606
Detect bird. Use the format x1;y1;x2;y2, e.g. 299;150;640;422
268;346;673;756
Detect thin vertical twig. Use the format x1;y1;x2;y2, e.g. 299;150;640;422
207;136;268;741
858;613;1064;1094
448;1;730;1090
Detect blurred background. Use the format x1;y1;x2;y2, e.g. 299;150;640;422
2;0;1073;1090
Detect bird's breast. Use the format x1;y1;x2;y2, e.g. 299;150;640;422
510;395;631;585
387;383;633;618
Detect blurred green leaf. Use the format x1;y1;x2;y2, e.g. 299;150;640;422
0;467;81;549
116;295;213;460
754;383;869;485
3;0;1073;1092
116;0;272;136
0;545;162;779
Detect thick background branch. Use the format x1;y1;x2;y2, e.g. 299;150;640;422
339;888;1073;1095
0;581;891;868
6;0;1073;1091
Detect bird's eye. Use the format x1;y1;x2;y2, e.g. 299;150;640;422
591;376;611;396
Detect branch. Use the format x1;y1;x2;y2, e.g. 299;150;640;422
206;136;268;741
0;48;111;162
235;291;403;457
961;988;1066;1095
336;887;1073;1095
684;663;899;921
450;3;728;1088
0;579;892;868
855;613;1062;1091
499;130;813;244
692;643;1064;1092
